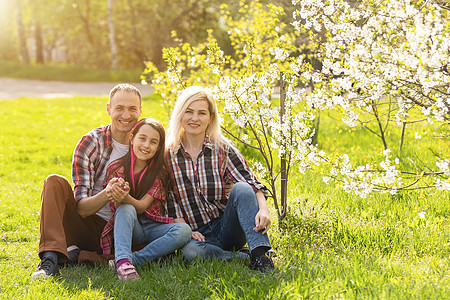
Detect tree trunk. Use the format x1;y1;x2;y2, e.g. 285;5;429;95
107;0;118;70
151;41;164;70
127;0;147;64
35;22;44;64
16;1;30;63
279;72;288;222
76;1;94;45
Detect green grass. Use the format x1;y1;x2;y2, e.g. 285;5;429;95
0;95;449;299
0;60;143;82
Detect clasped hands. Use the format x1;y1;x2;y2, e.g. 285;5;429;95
105;177;130;207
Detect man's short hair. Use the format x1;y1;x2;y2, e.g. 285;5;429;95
109;83;142;104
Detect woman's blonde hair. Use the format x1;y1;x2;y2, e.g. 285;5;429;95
166;86;225;151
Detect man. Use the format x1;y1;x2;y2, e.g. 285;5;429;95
32;84;142;278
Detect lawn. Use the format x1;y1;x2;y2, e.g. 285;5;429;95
0;60;143;82
0;95;449;299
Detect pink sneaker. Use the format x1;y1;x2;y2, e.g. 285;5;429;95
116;261;140;282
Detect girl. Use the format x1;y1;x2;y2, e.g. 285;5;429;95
101;118;191;281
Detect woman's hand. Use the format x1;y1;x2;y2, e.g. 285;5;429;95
191;231;205;242
253;208;271;235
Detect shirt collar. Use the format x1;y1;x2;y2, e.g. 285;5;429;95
175;134;214;155
105;124;113;148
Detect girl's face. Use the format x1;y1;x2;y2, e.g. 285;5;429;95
131;124;160;164
181;99;211;138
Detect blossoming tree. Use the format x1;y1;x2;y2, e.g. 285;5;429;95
143;0;449;224
291;0;449;196
143;2;316;223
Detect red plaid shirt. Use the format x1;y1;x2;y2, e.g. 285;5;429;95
72;125;113;202
167;136;267;230
100;165;173;255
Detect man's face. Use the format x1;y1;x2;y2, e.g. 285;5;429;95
107;90;142;136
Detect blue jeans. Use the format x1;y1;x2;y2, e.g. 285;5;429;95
181;182;272;261
114;204;191;266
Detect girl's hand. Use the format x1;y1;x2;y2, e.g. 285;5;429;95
106;178;129;204
112;180;130;204
191;231;205;242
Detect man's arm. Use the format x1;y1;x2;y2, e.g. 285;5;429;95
72;126;112;218
77;189;110;218
77;177;121;218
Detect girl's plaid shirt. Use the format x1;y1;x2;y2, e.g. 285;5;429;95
100;164;172;255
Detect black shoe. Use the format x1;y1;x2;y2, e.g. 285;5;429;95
67;245;81;265
249;254;275;273
31;257;60;279
238;247;250;256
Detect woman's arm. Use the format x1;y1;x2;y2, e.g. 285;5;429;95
224;145;272;234
253;190;271;234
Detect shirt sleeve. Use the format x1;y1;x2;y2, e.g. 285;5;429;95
225;144;269;197
72;134;98;202
147;177;166;201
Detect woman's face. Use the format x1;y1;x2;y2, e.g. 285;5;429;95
181;99;211;138
131;124;160;164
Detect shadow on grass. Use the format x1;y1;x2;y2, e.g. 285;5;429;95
55;255;295;300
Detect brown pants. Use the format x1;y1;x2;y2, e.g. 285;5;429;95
38;174;106;263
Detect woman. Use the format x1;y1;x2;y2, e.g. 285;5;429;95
101;118;191;281
166;86;274;272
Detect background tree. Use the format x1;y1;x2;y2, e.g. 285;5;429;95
107;0;118;70
143;1;314;224
15;0;30;63
144;0;449;225
1;0;229;70
291;0;450;195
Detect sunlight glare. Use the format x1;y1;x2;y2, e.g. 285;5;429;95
0;0;13;22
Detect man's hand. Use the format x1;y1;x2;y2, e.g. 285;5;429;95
253;208;271;235
105;178;130;205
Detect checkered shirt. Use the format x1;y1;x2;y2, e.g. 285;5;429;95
100;164;173;255
166;136;267;230
72;125;113;202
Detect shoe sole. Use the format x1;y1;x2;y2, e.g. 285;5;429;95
31;270;59;279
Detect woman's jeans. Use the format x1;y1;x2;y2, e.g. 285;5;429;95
114;204;191;266
181;182;272;261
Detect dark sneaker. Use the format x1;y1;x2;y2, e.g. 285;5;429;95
249;254;274;273
31;257;60;279
67;245;81;265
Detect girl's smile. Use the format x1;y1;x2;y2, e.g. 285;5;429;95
131;124;160;168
